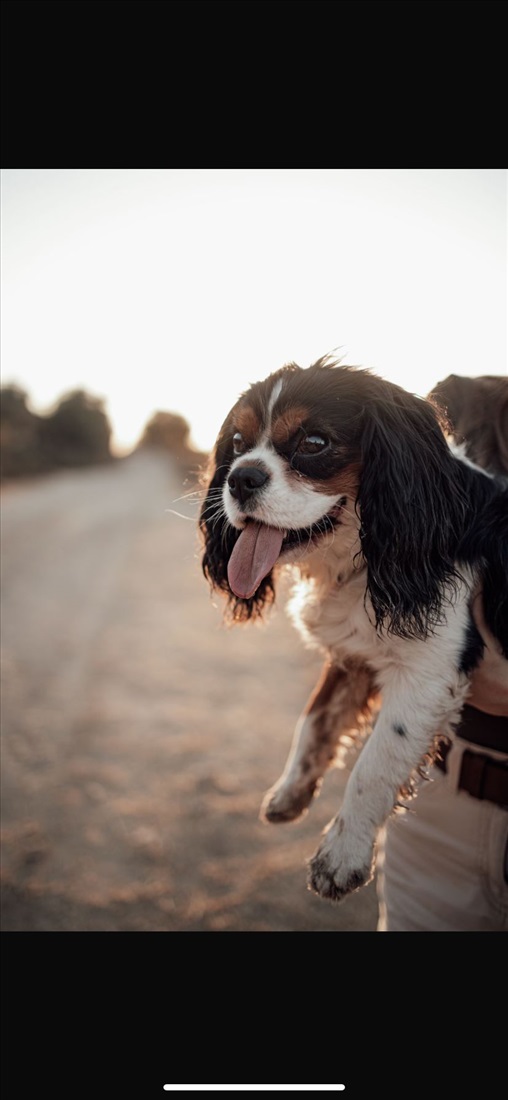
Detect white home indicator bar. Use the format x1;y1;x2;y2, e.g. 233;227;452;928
163;1088;346;1092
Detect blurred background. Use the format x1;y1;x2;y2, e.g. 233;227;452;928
1;169;506;931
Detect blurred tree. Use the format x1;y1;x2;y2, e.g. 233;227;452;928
41;390;112;468
0;386;44;477
1;386;112;479
137;410;208;482
138;410;191;456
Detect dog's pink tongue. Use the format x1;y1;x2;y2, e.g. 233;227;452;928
228;522;284;599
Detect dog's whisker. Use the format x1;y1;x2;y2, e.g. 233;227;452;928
164;508;198;521
171;488;216;504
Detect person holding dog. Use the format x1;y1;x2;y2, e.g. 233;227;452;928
376;374;508;932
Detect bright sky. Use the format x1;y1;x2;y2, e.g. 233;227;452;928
1;169;506;454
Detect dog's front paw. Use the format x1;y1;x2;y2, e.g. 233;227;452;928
307;818;375;902
260;777;320;825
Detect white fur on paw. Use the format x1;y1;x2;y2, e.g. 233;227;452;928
307;820;375;901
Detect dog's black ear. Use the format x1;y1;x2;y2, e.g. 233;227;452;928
199;422;234;595
199;416;275;622
459;489;508;659
357;391;464;639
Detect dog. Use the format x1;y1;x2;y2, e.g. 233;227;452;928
429;372;508;477
199;356;508;901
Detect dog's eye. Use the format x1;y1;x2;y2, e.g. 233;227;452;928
297;433;328;455
233;432;246;456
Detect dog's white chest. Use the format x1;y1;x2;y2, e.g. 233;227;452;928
287;569;379;664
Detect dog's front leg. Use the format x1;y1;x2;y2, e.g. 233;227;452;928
260;659;377;824
308;660;468;902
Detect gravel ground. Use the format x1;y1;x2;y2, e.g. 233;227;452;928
1;450;378;932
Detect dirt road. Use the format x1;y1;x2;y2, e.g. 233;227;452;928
1;451;378;931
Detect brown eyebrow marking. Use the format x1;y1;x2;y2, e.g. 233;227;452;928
271;406;310;446
233;404;261;447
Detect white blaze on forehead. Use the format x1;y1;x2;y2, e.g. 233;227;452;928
267;377;283;421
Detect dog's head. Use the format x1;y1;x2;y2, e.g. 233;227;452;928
429;373;508;477
200;355;462;636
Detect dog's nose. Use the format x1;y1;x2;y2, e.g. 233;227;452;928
228;465;269;505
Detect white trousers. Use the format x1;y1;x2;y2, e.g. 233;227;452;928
376;739;508;931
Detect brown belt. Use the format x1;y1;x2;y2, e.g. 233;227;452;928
458;749;508;808
436;705;508;809
458;705;508;754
